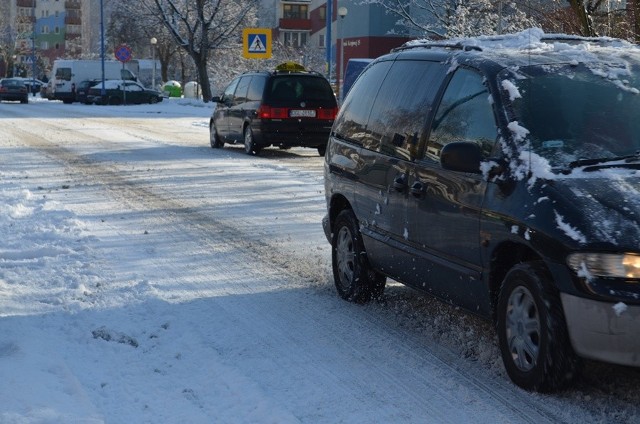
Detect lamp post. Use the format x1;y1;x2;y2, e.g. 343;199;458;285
150;37;157;89
337;6;348;101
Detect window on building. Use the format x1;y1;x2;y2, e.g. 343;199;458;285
319;6;326;20
41;41;49;49
55;26;59;34
319;33;325;47
283;4;308;19
284;32;307;48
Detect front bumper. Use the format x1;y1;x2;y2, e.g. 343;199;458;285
561;293;640;366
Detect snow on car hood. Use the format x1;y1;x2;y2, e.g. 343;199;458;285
541;168;640;248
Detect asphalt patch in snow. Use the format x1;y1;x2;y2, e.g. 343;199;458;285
91;326;139;348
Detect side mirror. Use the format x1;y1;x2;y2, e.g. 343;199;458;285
211;96;221;103
440;141;482;174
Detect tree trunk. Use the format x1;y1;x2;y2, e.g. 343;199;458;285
195;53;212;102
568;0;596;36
632;0;640;43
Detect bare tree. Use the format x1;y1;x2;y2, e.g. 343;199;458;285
361;0;539;39
142;0;258;102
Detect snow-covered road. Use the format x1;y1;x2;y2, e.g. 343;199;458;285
1;99;638;423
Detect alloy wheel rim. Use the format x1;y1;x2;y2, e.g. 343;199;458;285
336;226;355;290
505;286;541;372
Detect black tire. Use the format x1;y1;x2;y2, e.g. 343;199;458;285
244;126;261;156
497;261;579;392
149;96;159;104
317;145;327;156
331;209;386;303
210;123;224;148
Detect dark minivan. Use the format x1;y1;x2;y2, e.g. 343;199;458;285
323;29;640;392
210;62;338;156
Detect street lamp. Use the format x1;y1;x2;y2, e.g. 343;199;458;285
150;37;157;89
338;6;348;101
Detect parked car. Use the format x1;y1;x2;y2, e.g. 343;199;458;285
322;29;640;392
0;78;29;103
76;79;100;104
40;80;53;100
209;62;338;156
87;80;163;105
17;78;44;95
340;58;373;104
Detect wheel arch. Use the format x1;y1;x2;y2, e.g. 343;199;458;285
488;241;545;324
328;193;354;232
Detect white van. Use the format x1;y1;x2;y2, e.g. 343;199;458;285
51;59;137;103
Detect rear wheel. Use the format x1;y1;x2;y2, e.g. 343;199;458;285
332;209;386;303
210;123;224;148
244;126;261;156
497;262;579;392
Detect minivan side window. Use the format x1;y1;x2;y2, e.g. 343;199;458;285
426;69;498;161
366;60;447;160
332;60;393;147
247;75;267;102
233;76;251;106
221;78;240;106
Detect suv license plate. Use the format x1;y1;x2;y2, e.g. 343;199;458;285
290;109;316;118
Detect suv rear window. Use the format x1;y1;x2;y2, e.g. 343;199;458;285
265;76;335;105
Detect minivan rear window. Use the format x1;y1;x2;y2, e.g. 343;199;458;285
265;76;335;105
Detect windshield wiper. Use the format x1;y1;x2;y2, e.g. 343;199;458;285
568;153;640;169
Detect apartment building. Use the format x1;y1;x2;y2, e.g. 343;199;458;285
268;0;411;82
7;0;90;78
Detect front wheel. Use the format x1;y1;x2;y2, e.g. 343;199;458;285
244;126;261;156
210;123;224;148
331;209;386;303
497;262;579;392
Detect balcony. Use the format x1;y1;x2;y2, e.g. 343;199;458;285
17;0;35;7
65;16;82;25
279;18;312;31
65;0;81;9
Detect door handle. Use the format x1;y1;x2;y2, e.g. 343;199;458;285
393;174;407;192
410;181;425;197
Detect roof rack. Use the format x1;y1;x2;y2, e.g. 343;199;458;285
392;42;482;53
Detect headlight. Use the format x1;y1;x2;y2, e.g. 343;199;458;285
567;253;640;279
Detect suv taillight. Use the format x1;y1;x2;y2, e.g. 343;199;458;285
318;107;338;120
258;105;289;119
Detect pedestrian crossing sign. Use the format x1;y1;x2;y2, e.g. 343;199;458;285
243;28;272;59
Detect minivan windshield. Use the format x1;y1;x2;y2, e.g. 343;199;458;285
505;62;640;169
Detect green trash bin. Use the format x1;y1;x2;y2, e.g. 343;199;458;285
162;80;182;98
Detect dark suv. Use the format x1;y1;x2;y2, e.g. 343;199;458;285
209;62;338;156
323;29;640;392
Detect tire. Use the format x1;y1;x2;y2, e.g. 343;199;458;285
149;96;159;104
317;145;327;156
331;209;386;303
243;126;261;156
210;123;224;148
497;261;579;392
